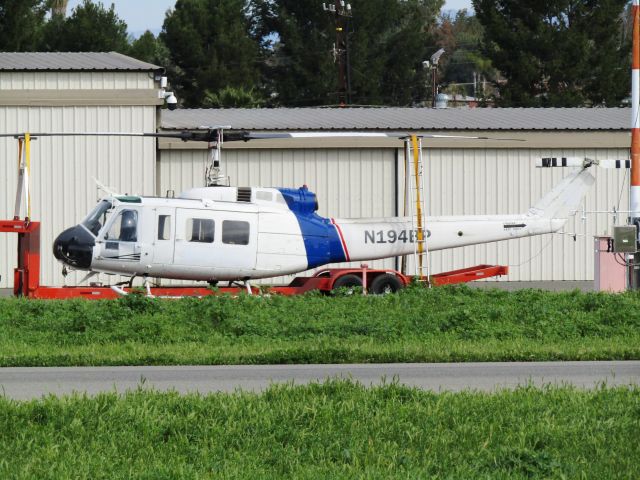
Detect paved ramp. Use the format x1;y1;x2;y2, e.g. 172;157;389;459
1;361;638;400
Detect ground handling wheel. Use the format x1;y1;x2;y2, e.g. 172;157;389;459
331;274;363;294
369;273;404;295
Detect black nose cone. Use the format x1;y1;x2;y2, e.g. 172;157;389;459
53;225;95;269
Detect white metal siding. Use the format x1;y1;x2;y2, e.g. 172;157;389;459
0;72;155;90
158;148;397;284
0;106;156;288
415;147;630;281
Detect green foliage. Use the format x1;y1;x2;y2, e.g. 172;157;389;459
0;382;638;478
252;0;444;106
203;85;265;107
160;0;263;107
472;0;630;107
0;0;48;51
39;0;129;52
1;287;640;366
437;9;497;103
251;0;336;106
0;1;633;109
128;30;171;67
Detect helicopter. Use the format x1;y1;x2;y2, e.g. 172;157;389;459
45;126;596;291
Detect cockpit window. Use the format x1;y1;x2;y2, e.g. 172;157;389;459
82;200;113;236
105;209;138;242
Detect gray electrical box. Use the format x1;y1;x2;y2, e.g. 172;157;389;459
613;225;637;253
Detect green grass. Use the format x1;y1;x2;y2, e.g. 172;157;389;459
1;285;640;366
0;382;638;479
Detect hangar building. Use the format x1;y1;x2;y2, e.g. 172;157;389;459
0;52;162;288
0;52;631;288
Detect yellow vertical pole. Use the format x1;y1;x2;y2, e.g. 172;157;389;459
411;135;424;273
401;141;408;274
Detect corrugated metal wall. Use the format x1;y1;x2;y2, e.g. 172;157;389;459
421;147;629;281
0;68;157;288
160;145;629;283
0;71;156;90
158;148;397;284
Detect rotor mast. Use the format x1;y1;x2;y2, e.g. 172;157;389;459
205;127;227;186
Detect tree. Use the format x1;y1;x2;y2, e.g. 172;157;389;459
203;85;264;107
252;0;444;106
437;9;497;101
473;0;630;107
128;31;171;67
0;0;47;51
39;0;129;52
161;0;263;107
250;0;334;106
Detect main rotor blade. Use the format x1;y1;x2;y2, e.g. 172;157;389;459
0;131;223;142
239;132;526;141
0;130;526;143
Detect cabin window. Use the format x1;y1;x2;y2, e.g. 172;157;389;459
105;210;138;242
222;220;250;245
187;218;214;243
158;215;171;240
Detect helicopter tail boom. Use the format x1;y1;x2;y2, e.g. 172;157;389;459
330;167;595;262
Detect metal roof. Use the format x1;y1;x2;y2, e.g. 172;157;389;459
161;107;629;131
0;52;161;72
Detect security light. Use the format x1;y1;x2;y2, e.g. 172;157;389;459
430;48;445;65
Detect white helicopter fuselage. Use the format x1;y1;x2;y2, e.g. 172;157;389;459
52;167;594;283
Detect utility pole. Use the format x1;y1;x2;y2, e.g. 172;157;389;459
51;0;68;17
431;65;437;107
473;71;477;100
429;49;445;108
323;1;352;106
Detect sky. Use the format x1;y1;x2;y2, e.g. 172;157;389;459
66;0;474;37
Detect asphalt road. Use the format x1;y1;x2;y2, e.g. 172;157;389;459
0;361;638;400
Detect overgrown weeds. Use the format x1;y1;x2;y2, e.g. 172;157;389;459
1;286;639;365
0;381;638;479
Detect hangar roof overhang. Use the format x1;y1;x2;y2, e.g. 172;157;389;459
158;108;631;150
161;107;628;131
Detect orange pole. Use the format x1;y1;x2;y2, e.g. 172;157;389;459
631;1;640;215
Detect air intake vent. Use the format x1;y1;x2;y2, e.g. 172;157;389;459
236;187;252;202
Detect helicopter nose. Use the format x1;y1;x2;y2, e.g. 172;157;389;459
53;225;95;269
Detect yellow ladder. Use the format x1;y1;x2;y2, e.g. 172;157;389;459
404;135;430;281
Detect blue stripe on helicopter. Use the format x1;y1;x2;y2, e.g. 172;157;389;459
278;187;347;268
